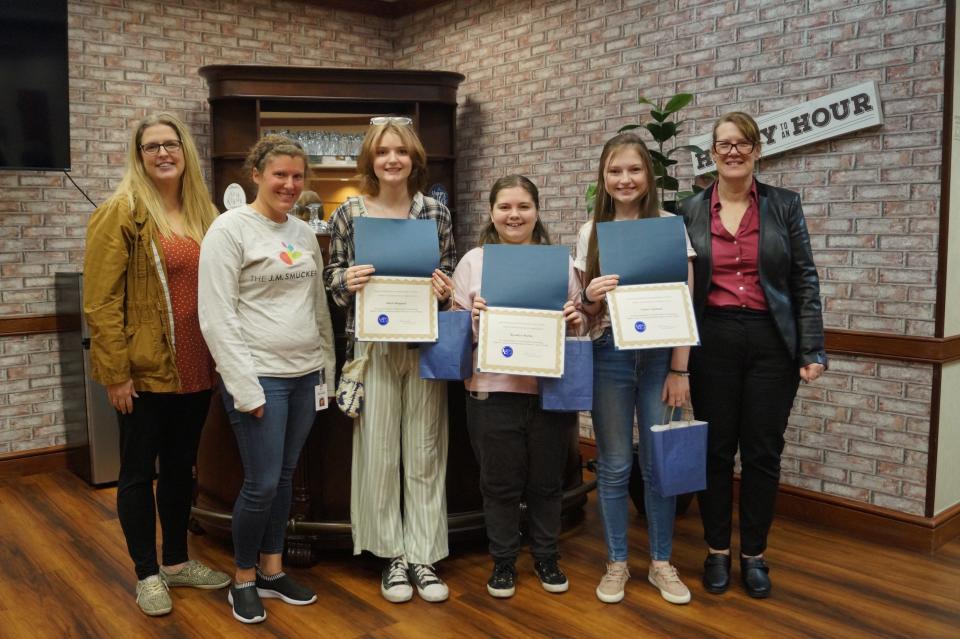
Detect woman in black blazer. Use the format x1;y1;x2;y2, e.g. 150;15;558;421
679;112;827;599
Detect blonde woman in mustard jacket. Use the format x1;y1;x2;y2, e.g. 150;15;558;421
83;112;228;617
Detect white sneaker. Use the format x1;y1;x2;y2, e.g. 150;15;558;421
381;557;413;603
408;562;449;602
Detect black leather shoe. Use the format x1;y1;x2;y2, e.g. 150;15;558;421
740;556;771;598
702;553;731;594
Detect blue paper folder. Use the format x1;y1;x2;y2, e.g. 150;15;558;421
596;216;688;285
354;217;439;277
480;244;568;310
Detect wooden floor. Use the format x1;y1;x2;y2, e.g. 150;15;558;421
1;469;958;638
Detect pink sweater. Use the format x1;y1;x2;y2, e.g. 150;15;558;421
451;246;585;395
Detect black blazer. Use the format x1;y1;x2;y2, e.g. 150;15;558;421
679;180;828;368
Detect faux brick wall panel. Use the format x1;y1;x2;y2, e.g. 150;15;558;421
0;0;947;517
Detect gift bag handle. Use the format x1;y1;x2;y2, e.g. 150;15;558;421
661;404;683;426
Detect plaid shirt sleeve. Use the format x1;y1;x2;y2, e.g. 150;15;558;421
322;202;355;309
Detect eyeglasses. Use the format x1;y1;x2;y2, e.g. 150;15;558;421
369;116;412;126
140;141;182;155
712;140;756;155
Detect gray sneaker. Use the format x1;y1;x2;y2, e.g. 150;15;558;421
136;574;172;616
161;560;231;590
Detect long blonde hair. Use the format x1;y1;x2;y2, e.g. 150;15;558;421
583;133;659;285
111;112;217;244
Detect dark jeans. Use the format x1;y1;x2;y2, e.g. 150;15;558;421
690;307;800;556
465;391;575;563
117;390;211;580
221;373;318;570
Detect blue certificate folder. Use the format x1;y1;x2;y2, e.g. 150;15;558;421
596;216;688;285
354;217;439;277
480;244;568;310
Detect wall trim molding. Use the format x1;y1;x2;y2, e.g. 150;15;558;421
0;444;73;477
577;438;960;553
0;314;74;337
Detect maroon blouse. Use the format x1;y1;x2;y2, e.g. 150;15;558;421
707;181;768;311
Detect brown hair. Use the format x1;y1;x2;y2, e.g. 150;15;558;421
477;175;552;246
243;134;309;180
712;111;762;146
583;132;659;285
111;111;217;245
356;122;428;197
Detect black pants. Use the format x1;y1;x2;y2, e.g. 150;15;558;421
465;392;575;563
117;390;211;580
690;308;799;556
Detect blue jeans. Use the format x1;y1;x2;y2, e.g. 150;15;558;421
221;372;318;569
592;329;676;562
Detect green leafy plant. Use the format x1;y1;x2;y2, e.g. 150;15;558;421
586;92;709;213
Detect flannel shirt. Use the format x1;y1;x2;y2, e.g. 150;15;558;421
322;192;457;338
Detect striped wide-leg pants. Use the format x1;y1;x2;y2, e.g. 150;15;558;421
350;341;449;564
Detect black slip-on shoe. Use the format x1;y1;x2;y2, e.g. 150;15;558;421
703;553;731;594
228;583;266;624
740;556;771;599
256;570;317;605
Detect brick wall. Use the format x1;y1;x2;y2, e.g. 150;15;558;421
0;0;946;515
393;0;944;516
0;0;396;453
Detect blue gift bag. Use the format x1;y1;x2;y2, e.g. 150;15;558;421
419;311;473;381
539;337;593;412
649;407;708;498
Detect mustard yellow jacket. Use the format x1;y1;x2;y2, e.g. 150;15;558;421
83;197;181;392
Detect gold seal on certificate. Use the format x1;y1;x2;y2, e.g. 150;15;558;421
606;282;699;350
355;275;438;342
477;307;566;377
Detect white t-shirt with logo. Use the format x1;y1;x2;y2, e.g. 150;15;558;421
199;205;335;411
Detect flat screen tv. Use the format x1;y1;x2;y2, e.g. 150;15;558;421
0;0;71;171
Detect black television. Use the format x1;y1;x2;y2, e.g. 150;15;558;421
0;0;71;171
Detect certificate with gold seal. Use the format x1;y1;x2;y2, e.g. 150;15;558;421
477;307;565;377
355;276;438;342
606;282;699;350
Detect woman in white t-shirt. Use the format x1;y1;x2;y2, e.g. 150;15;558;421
199;135;335;625
574;133;696;606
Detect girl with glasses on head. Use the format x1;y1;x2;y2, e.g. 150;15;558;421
575;132;697;606
679;111;826;599
83;112;229;617
198;135;336;624
451;175;585;599
322;118;456;604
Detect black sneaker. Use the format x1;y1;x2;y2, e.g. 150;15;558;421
256;570;317;605
381;557;413;603
228;582;266;624
487;560;517;598
408;563;449;602
534;558;569;593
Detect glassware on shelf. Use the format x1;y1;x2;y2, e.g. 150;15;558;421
306;203;327;233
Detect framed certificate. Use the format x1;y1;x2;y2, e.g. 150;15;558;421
606;282;699;350
477;307;565;377
355;276;438;342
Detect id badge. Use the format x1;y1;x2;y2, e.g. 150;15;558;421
315;369;328;411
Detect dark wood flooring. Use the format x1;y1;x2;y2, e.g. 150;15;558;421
1;469;958;638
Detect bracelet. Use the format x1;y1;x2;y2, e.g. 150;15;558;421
669;369;690;377
581;289;594;305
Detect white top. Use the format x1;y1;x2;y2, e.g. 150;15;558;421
198;205;336;412
574;212;697;339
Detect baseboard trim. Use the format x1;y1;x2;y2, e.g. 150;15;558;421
0;445;73;477
578;437;960;552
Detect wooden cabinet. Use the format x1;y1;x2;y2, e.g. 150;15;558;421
193;66;590;562
199;65;463;217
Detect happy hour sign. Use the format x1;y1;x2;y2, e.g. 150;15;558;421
688;81;883;175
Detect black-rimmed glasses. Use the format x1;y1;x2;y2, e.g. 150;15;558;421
140;141;182;155
712;140;755;155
